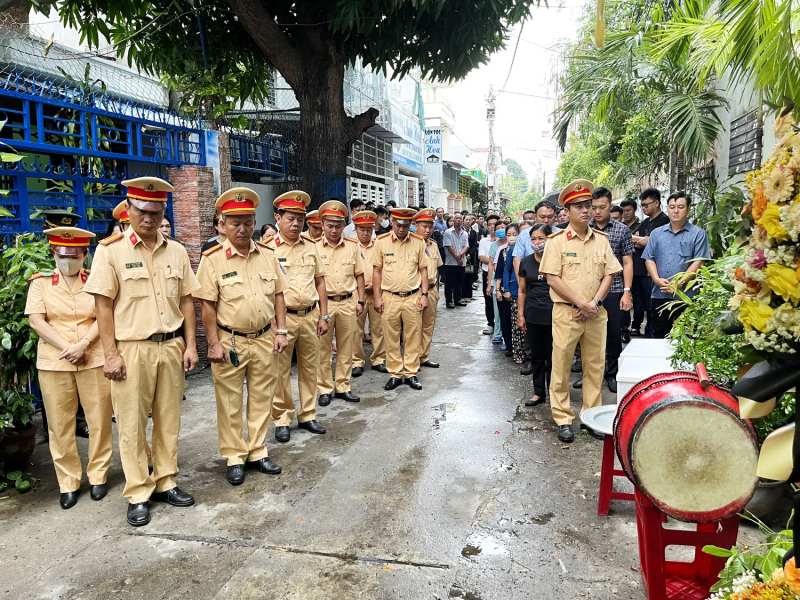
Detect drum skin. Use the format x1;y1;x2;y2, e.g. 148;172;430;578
614;372;759;523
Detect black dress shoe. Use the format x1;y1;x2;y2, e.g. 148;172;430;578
455;301;467;307
420;360;439;368
150;487;195;507
245;457;282;474
605;377;618;393
580;424;605;440
405;376;422;390
372;363;388;373
334;391;360;402
275;426;290;443
524;397;546;407
318;393;331;406
558;425;575;443
630;329;642;337
127;502;150;527
226;465;245;485
90;483;107;501
60;491;78;509
352;366;364;377
571;360;582;373
446;302;455;309
298;419;326;434
75;422;90;438
504;350;514;357
520;362;533;376
573;379;583;389
385;377;403;390
621;330;631;344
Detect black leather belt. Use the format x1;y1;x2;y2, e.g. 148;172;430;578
388;287;420;298
146;329;183;342
218;323;271;339
286;301;318;316
327;292;353;302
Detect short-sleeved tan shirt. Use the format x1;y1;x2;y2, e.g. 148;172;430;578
84;230;201;341
267;233;325;309
372;232;427;293
358;239;376;290
539;225;622;304
424;239;443;286
194;239;289;332
315;236;364;296
24;269;105;371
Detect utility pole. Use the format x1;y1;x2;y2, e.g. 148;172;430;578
486;85;497;210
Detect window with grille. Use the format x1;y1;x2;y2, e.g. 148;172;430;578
728;109;762;176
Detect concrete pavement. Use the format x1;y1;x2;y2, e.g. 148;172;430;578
3;297;652;599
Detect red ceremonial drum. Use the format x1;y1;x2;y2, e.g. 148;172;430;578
614;369;759;523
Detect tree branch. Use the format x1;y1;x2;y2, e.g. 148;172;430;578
226;0;303;88
347;108;380;146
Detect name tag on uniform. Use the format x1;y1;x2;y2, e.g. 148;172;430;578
125;262;143;269
277;257;288;262
564;253;577;257
386;253;395;257
320;254;327;259
222;271;238;279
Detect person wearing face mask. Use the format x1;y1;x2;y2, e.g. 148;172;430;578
502;223;528;364
486;223;507;343
492;225;513;352
25;226;113;510
517;224;554;407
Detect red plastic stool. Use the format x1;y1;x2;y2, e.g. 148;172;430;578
597;434;635;516
634;490;740;600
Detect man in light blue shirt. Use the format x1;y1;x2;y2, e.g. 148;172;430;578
642;191;710;339
513;201;557;273
434;207;448;233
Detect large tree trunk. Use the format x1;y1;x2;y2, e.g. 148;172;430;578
226;0;379;208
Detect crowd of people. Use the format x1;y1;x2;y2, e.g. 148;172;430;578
24;175;710;527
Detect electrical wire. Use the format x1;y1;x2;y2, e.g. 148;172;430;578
500;21;525;93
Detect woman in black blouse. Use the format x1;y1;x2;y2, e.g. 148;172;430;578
516;224;553;407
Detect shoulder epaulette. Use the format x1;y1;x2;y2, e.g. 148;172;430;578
255;240;274;251
592;228;609;236
548;229;565;238
410;232;425;240
378;232;393;239
202;243;223;256
27;272;43;281
100;233;124;245
344;237;358;243
260;235;274;245
83;269;91;275
165;234;186;246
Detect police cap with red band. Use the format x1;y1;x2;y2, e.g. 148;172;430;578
215;187;260;215
319;200;348;221
122;176;174;212
273;191;310;214
558;179;595;206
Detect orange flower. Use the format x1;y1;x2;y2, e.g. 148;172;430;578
752;186;768;220
785;556;800;594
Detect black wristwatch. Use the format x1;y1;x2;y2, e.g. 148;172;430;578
593;298;604;308
421;292;428;297
358;300;366;306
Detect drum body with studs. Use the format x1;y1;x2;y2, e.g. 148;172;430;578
614;371;758;522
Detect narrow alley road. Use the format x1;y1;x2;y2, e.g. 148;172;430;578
3;299;647;600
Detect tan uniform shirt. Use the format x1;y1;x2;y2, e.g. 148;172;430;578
315;237;364;296
267;233;325;309
358;240;376;291
84;230;201;341
25;269;105;371
539;225;622;304
424;239;443;286
194;239;289;332
372;232;427;293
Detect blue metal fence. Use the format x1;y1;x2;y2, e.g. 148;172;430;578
229;134;290;179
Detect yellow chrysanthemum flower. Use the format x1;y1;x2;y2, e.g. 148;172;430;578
765;264;800;304
765;167;795;203
757;203;791;242
738;297;774;332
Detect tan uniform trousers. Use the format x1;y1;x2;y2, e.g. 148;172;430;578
272;308;319;427
212;329;277;465
382;291;422;378
420;288;439;364
354;294;385;367
317;296;356;394
549;303;608;426
38;368;112;493
112;337;185;504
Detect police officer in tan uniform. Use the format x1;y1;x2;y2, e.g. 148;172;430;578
539;180;621;443
25;226;113;510
268;191;329;443
372;207;429;391
413;208;443;369
85;176;201;527
112;201;130;232
351;211;386;377
315;200;366;405
195;188;290;486
304;210;323;241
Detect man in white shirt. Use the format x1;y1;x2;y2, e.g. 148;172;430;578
478;215;500;334
342;198;366;239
